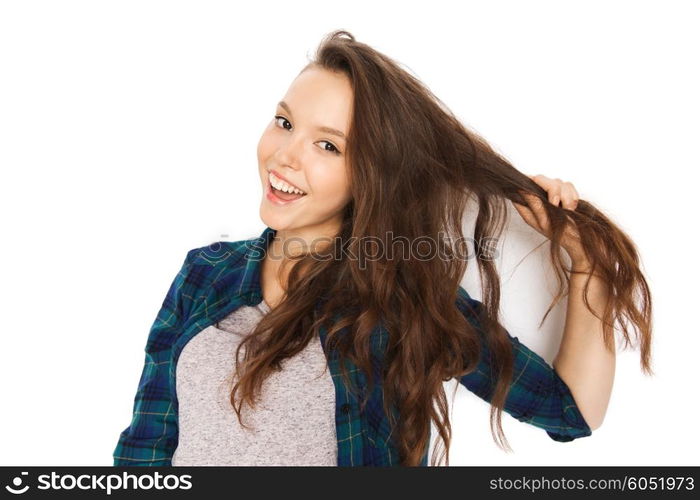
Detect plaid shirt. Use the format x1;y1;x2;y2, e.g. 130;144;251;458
113;226;591;466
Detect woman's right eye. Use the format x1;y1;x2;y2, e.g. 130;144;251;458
274;115;291;130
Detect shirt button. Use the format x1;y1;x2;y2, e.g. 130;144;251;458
340;403;351;414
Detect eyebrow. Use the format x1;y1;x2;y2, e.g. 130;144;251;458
278;100;347;141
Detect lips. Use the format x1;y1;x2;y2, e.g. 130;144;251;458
265;176;306;206
269;170;306;193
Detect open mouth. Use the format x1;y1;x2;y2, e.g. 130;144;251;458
267;174;307;205
267;172;307;203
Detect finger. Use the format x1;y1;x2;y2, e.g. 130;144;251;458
530;175;562;206
513;200;543;234
529;174;555;191
521;192;551;234
548;189;562;207
561;182;580;210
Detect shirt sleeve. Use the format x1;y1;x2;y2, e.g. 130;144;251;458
455;286;592;442
113;249;196;466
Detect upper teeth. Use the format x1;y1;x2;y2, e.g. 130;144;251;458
269;173;306;195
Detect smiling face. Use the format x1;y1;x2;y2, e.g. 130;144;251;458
257;66;353;245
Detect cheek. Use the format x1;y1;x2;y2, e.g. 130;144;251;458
257;134;269;160
310;166;351;202
257;130;274;161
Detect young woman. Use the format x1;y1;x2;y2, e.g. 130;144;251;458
113;30;652;467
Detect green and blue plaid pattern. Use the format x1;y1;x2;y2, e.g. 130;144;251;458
113;226;591;466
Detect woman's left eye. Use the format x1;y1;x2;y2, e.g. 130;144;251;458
319;140;341;155
273;115;342;156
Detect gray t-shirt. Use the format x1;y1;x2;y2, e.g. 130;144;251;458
171;299;338;466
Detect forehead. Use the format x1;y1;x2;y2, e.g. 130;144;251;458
282;67;353;132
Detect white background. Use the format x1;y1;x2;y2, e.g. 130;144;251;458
0;0;696;466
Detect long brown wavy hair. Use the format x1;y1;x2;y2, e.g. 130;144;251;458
227;29;653;466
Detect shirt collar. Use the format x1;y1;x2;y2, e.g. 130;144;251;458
236;225;277;306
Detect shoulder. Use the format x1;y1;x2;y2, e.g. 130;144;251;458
177;234;265;288
186;239;253;268
456;285;482;317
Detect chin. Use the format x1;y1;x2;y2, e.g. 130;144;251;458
259;209;291;232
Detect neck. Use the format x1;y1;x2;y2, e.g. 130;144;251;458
269;220;342;262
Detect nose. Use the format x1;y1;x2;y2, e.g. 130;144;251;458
275;134;305;170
